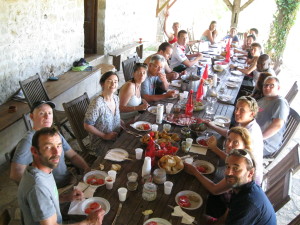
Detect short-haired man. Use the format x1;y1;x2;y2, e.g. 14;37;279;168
18;127;104;225
253;54;276;85
170;30;202;72
234;34;256;55
223;27;239;44
144;42;181;80
256;76;289;156
184;149;276;224
10;101;90;188
141;54;176;102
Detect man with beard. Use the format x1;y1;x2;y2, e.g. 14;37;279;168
18;127;104;225
256;76;289;156
10;101;90;188
184;149;276;224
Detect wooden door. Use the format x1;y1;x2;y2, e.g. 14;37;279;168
84;0;97;54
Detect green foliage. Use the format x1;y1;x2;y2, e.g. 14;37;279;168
265;0;300;64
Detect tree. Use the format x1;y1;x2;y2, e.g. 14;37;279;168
265;0;300;73
223;0;255;27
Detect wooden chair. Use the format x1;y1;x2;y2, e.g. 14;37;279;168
122;56;139;82
264;108;300;167
266;169;292;212
63;93;94;158
262;143;300;192
288;213;300;225
19;74;75;138
285;81;298;105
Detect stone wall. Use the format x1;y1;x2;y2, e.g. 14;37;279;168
0;0;84;104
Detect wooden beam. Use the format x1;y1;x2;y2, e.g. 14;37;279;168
241;0;255;11
223;0;233;11
156;0;171;17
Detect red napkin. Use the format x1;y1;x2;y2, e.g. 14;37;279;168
202;64;208;80
196;79;204;102
226;38;231;52
225;49;230;63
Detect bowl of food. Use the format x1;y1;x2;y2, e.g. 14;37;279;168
158;155;184;174
83;170;108;187
190;123;207;136
195;136;209;148
213;64;224;72
192;160;215;174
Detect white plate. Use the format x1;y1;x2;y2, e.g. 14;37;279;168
234;53;245;57
143;218;172;225
130;121;152;131
175;190;203;210
214;115;231;126
231;70;243;76
228;76;242;82
147;106;157;115
226;82;238;88
195;136;209;148
217;94;233;102
81;197;110;215
83;171;108;187
170;80;181;88
192;160;215;174
105;148;129;162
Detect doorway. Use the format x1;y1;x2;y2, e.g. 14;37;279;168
84;0;98;54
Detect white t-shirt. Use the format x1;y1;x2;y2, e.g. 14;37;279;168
170;43;188;69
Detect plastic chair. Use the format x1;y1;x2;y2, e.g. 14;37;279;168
19;74;75;138
122;56;139;82
285;81;298;105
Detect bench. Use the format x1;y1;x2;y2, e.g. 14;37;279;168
109;42;143;71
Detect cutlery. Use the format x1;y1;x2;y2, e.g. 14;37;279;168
168;205;198;225
112;203;122;225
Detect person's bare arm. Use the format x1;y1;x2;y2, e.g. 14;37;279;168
204;121;228;137
262;118;284;139
84;123;118;140
142;90;175;102
163;10;174;41
182;54;202;67
65;149;90;173
10;162;26;184
158;72;170;90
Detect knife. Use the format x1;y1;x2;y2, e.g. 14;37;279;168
168;205;198;225
112;203;122;225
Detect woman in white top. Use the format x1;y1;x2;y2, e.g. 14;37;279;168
119;63;149;122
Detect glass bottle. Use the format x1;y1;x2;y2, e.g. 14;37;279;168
185;90;194;116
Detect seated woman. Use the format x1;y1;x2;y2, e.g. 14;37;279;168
119;63;150;123
251;72;272;100
84;71;121;155
185;127;253;218
200;21;218;44
163;9;180;44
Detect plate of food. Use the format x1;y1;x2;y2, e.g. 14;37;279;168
158;155;184;174
192;160;215;174
214;115;231;126
143;218;172;225
195;136;209;148
231;70;243;76
175;190;203;210
140;131;181;145
130;121;152;131
190;122;207;136
83;170;108;187
163;114;197;126
148;106;157;115
225;82;239;88
105;148;129;162
217;94;233;102
81;197;110;215
213;65;224;72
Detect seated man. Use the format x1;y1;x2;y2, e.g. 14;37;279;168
234;34;256;56
253;54;276;86
243;28;259;46
10;101;90;188
223;27;239;44
256;76;289;156
144;42;182;81
169;30;202;72
184;149;276;224
18;127;104;225
141;54;176;102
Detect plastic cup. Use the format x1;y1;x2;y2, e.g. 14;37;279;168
118;187;128;202
184;158;193;164
108;170;117;182
183;91;189;99
127;172;138;182
135;148;143;160
151;124;158;131
105;176;114;190
164;181;173;195
163;124;171;132
179;93;185;100
186;138;193;148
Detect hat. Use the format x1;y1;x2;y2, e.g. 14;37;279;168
31;101;56;113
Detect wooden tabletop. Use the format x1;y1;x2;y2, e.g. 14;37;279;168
89;97;234;225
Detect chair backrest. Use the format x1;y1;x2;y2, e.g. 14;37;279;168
23;113;33;131
285;81;298;104
19;74;50;108
271;107;300;159
266;169;292;212
62;93;90;152
122;57;138;82
262;143;300;191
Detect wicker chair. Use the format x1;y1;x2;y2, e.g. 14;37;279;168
19;74;75;138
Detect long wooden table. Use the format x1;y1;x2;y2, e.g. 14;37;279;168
89;98;234;225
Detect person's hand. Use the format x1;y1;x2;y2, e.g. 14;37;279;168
61;189;84;202
158;72;168;83
184;162;198;176
86;208;105;225
202;119;213;128
167;72;179;80
138;99;150;111
207;136;217;150
166;90;176;98
179;70;187;76
103;132;118;140
196;53;203;60
165;9;170;17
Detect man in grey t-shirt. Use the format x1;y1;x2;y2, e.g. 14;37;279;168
10;101;90;188
18;127;104;225
256;76;289;156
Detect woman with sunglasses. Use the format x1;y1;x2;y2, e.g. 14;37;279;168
84;71;121;155
119;63;150;123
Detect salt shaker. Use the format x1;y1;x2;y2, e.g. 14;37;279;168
142;157;151;178
156;104;164;124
